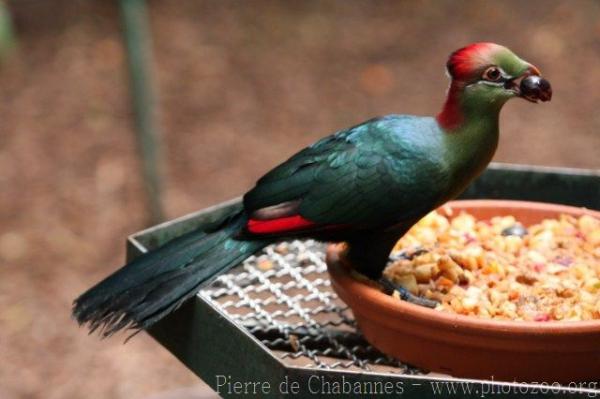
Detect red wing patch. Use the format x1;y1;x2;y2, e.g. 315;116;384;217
247;215;317;235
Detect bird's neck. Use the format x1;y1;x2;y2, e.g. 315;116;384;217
436;82;465;131
436;81;503;196
436;81;504;131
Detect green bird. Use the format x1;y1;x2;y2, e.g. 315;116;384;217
74;42;552;337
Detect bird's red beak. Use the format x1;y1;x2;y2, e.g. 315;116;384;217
525;64;542;77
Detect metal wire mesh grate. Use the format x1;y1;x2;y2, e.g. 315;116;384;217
201;240;423;375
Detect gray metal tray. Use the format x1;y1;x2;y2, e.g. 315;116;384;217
126;163;600;398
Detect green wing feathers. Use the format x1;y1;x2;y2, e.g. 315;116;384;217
244;116;446;231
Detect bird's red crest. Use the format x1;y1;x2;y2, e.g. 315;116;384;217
446;42;502;80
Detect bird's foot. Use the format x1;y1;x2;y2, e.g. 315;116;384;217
388;247;428;263
378;277;438;308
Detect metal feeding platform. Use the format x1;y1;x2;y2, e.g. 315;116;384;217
127;163;600;398
204;239;418;374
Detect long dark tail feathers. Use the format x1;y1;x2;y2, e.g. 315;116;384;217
73;211;269;338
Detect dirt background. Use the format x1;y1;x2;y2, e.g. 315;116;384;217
0;1;598;398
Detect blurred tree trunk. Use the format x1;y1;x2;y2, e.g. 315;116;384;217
120;0;165;224
0;0;15;61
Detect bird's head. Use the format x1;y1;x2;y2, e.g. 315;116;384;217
438;43;552;130
447;42;552;104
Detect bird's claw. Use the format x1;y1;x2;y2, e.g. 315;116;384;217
378;277;438;308
388;247;428;263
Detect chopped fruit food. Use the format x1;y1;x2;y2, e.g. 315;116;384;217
384;210;600;321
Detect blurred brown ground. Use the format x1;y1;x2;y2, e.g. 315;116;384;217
0;1;598;398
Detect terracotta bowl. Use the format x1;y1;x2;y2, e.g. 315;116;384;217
327;200;600;382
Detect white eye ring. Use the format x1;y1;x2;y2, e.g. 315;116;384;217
483;66;502;82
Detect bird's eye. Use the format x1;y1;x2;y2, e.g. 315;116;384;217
482;66;502;82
